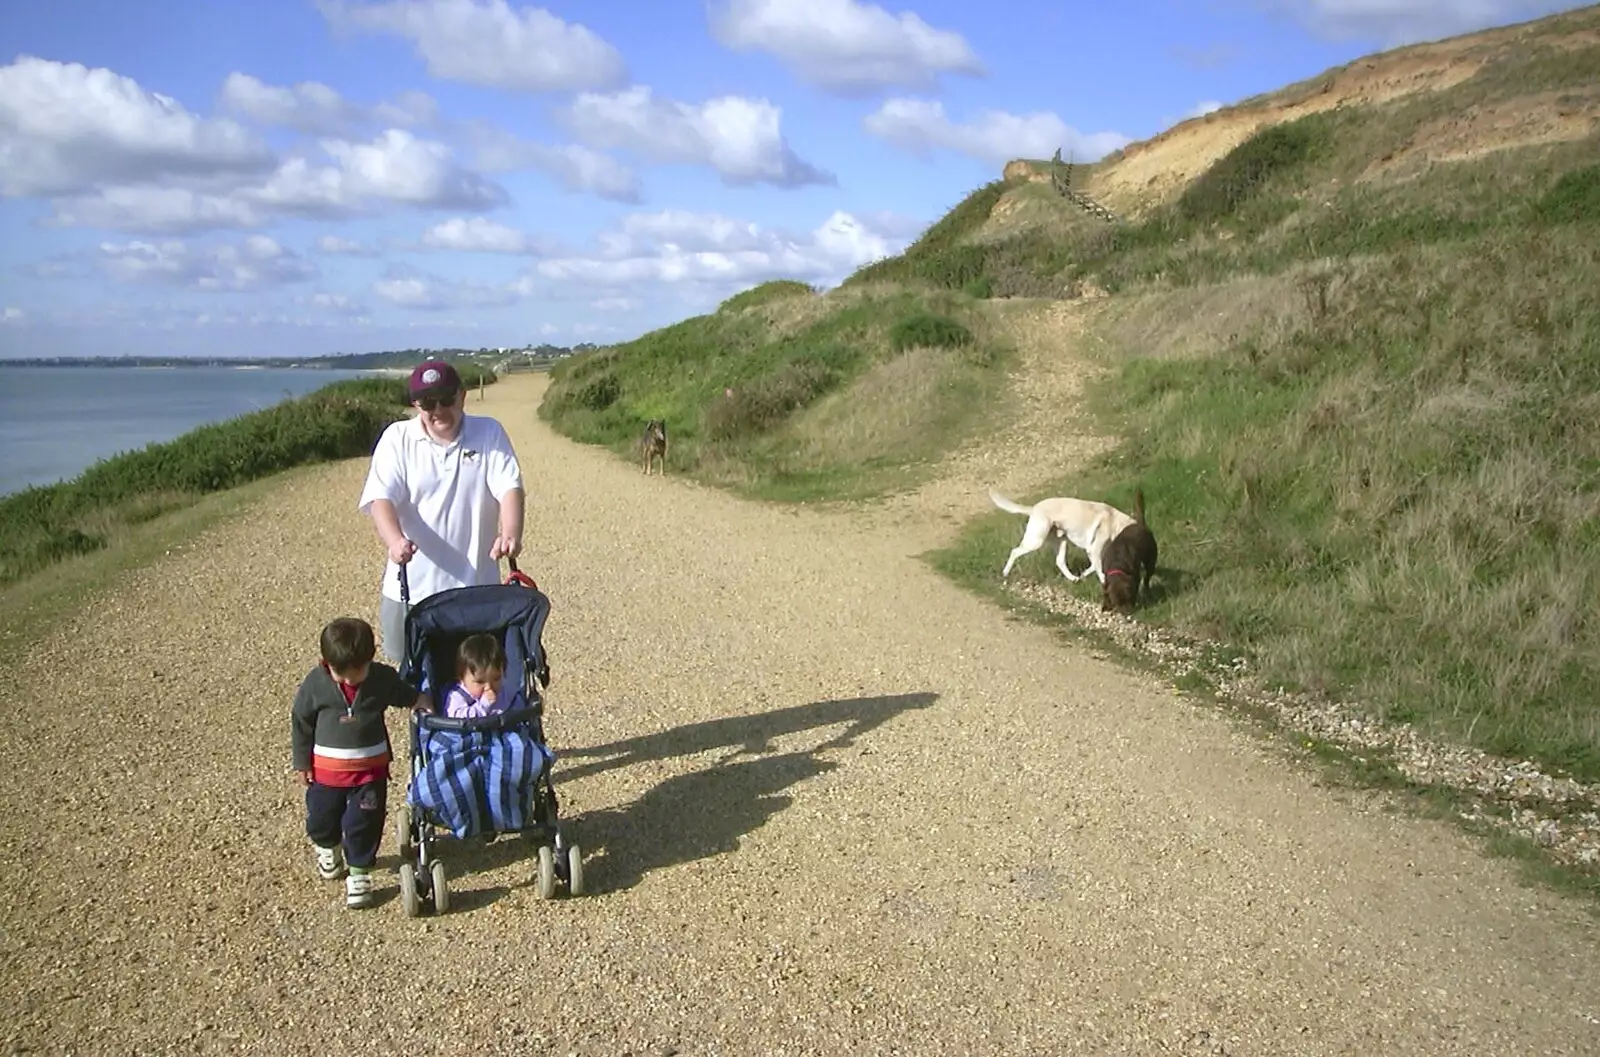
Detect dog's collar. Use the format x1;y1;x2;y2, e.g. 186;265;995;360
1105;568;1129;577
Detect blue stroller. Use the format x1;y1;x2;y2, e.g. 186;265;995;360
391;559;584;916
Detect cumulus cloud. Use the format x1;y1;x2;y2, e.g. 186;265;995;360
560;87;832;188
314;235;379;255
417;216;555;254
1266;0;1575;45
461;123;641;202
2;307;24;323
217;72;437;135
92;236;318;291
5;56;510;234
50;128;509;232
317;0;627;92
864;98;1130;165
709;0;985;95
371;264;522;311
529;208;904;291
0;55;275;197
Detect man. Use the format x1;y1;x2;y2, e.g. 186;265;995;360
358;360;525;663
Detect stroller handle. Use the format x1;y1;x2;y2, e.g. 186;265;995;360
397;555;525;608
416;703;539;734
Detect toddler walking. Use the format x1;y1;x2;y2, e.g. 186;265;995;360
290;617;431;908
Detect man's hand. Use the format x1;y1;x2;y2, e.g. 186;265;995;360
294;769;313;787
388;537;417;564
490;534;521;561
411;693;434;714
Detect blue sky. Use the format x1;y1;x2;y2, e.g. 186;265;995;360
0;0;1585;359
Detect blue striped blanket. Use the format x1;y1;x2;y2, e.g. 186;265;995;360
406;725;556;839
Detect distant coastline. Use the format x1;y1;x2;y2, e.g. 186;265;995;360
0;343;597;373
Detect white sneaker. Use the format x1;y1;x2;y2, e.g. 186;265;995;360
345;869;375;909
314;844;345;881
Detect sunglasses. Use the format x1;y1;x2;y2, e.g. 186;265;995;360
416;389;459;411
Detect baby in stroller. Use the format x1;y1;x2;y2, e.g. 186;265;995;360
390;560;583;916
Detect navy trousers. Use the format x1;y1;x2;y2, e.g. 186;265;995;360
305;780;387;868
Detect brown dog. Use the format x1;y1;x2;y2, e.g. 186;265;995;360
639;419;668;475
1099;488;1158;614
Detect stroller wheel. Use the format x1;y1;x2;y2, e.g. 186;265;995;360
430;860;450;915
398;863;420;918
535;844;557;900
566;843;585;897
394;804;414;860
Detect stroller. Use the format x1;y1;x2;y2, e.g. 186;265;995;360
390;558;584;917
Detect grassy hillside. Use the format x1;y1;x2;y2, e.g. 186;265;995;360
539;5;1600;782
539;278;1011;500
929;7;1600;783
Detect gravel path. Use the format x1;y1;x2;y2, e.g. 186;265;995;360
3;372;1599;1057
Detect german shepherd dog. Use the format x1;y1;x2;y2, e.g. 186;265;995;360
640;419;669;475
1099;488;1158;615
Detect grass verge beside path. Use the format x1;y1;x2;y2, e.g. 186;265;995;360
0;363;495;590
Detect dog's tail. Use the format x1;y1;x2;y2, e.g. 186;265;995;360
988;488;1032;516
1133;487;1146;524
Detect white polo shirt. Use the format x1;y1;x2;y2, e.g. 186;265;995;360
358;413;524;603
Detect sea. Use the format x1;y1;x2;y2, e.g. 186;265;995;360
0;365;379;497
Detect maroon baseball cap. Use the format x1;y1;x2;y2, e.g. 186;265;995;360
408;360;461;400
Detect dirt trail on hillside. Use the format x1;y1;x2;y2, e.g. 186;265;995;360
3;372;1599;1057
869;298;1118;547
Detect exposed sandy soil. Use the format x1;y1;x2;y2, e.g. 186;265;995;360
3;372;1599;1057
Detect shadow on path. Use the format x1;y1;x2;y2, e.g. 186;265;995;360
560;691;939;894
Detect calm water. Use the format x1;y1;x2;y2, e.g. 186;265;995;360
0;366;376;497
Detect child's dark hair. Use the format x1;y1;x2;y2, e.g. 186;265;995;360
320;617;376;673
456;633;506;677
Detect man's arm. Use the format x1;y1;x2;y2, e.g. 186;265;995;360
358;425;415;563
368;499;416;564
492;487;524;560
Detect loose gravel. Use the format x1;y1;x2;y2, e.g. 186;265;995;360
2;372;1599;1057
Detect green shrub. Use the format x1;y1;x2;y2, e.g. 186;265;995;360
577;374;621;411
890;313;973;352
704;360;839;440
1180;113;1334;222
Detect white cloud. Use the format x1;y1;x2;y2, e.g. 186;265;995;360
561;87;832;188
864;98;1130;165
7;57;507;234
529;208;903;291
461;123;641;202
709;0;985;95
1187;100;1224;119
217;72;437;135
0;55;275;197
1266;0;1576;45
315;235;379;255
318;0;627;92
418;216;551;254
300;292;371;318
2;307;23;323
371;265;521;311
40;186;268;234
92;236;318;291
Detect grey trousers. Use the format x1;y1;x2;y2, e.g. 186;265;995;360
380;594;409;666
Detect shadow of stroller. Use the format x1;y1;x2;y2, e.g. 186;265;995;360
562;691;938;894
558;691;939;783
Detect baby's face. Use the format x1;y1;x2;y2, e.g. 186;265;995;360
461;667;503;698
